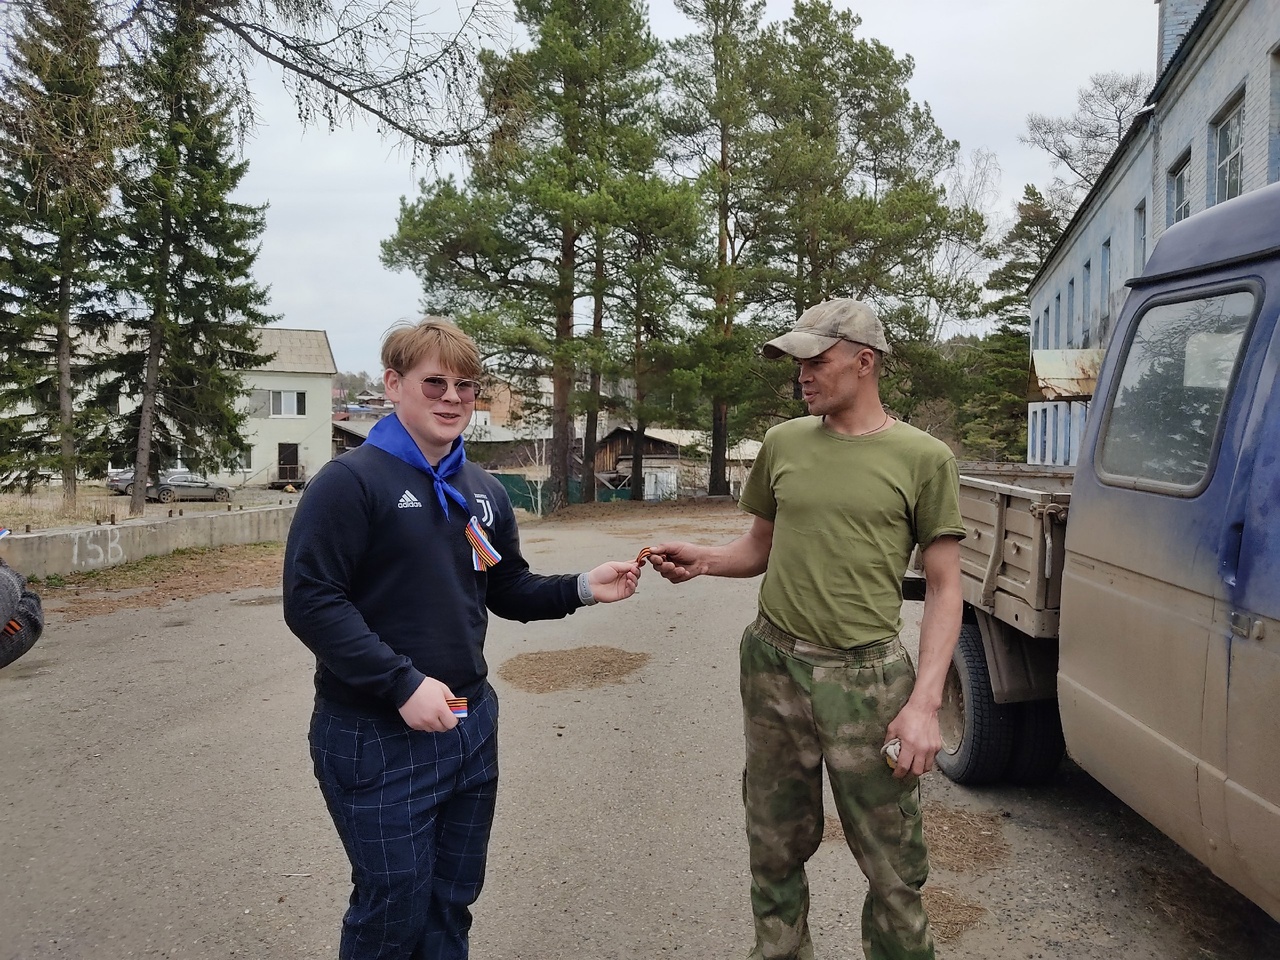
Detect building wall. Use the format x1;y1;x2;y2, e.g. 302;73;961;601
211;370;334;487
1027;0;1280;466
1149;0;1280;248
1031;130;1154;359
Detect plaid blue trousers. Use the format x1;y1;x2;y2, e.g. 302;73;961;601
310;685;499;960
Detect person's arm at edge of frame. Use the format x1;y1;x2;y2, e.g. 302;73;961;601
0;561;44;669
886;535;963;779
645;513;775;583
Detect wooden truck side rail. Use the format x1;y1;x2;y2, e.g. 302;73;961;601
957;466;1073;640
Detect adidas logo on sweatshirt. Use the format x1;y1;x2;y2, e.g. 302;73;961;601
398;490;423;509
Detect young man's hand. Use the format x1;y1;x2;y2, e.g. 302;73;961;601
398;676;459;732
646;542;710;583
586;561;641;603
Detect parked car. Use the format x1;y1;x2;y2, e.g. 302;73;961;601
145;473;234;503
106;470;136;496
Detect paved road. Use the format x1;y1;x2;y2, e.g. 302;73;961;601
2;506;1277;959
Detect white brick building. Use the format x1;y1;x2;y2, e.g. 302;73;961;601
1027;0;1280;464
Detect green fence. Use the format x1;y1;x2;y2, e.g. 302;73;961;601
491;474;631;514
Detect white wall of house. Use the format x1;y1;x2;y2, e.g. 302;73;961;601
1026;0;1280;466
212;370;335;488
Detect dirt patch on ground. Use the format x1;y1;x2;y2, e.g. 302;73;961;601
924;807;1011;873
921;887;988;943
498;646;651;693
822;806;1009;874
1140;862;1278;954
823;807;1001;943
37;542;284;620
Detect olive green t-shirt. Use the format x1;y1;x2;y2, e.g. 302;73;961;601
739;416;965;649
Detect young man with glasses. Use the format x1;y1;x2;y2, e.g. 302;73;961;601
284;318;641;960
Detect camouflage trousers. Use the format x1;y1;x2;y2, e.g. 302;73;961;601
741;616;934;960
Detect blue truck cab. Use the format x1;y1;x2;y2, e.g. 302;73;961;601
941;180;1280;920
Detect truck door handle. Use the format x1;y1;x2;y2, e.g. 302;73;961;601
1230;612;1266;642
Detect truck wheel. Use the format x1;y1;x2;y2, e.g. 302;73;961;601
1005;699;1066;785
937;623;1016;785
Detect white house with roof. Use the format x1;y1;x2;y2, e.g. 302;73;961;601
212;327;337;488
1027;0;1280;465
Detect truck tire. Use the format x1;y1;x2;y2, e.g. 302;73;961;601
936;623;1016;785
1005;698;1066;785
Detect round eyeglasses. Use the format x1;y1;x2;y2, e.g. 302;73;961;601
412;375;482;402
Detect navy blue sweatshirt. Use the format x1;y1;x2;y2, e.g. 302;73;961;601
283;444;581;716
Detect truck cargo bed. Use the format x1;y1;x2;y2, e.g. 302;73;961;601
956;463;1073;639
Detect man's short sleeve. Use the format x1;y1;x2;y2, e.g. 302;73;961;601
912;456;966;548
738;433;776;521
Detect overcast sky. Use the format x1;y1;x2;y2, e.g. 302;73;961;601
234;0;1160;376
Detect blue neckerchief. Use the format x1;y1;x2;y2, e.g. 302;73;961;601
365;414;470;518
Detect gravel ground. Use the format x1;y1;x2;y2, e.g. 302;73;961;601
1;500;1277;960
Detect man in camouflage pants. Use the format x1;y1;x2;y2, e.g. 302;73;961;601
649;300;964;960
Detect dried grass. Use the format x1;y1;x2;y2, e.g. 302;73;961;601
498;646;651;693
925;807;1011;873
37;542;284;619
921;887;988;942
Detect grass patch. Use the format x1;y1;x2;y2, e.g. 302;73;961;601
498;646;651;693
38;542;285;620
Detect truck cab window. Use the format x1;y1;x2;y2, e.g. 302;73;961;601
1099;290;1255;489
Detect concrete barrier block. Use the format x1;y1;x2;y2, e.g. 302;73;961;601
0;505;296;579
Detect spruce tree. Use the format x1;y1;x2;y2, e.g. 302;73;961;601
0;0;126;502
101;3;274;516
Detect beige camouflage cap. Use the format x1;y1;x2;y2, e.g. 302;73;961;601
761;298;892;359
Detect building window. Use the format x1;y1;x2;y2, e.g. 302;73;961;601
1054;293;1062;349
271;390;307;417
1098;288;1255;491
1032;314;1040;351
1039;409;1048;463
1067;278;1076;347
1215;97;1245;204
1169;157;1191;223
1134;201;1147;269
1082;261;1092;348
1042;307;1050;348
1100;240;1112;341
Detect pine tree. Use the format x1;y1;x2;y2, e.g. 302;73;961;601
0;0;127;502
383;0;663;509
958;185;1064;460
744;1;986;424
664;0;766;495
100;3;275;515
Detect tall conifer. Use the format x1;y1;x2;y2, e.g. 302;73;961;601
0;0;125;501
101;3;274;515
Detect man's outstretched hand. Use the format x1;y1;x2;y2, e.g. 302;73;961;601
645;542;710;584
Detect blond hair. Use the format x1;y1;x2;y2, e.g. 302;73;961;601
382;318;483;380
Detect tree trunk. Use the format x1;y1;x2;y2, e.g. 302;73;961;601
130;321;165;516
56;236;76;512
130;206;173;517
629;420;646;503
581;232;605;504
549;217;576;511
708;123;733;497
